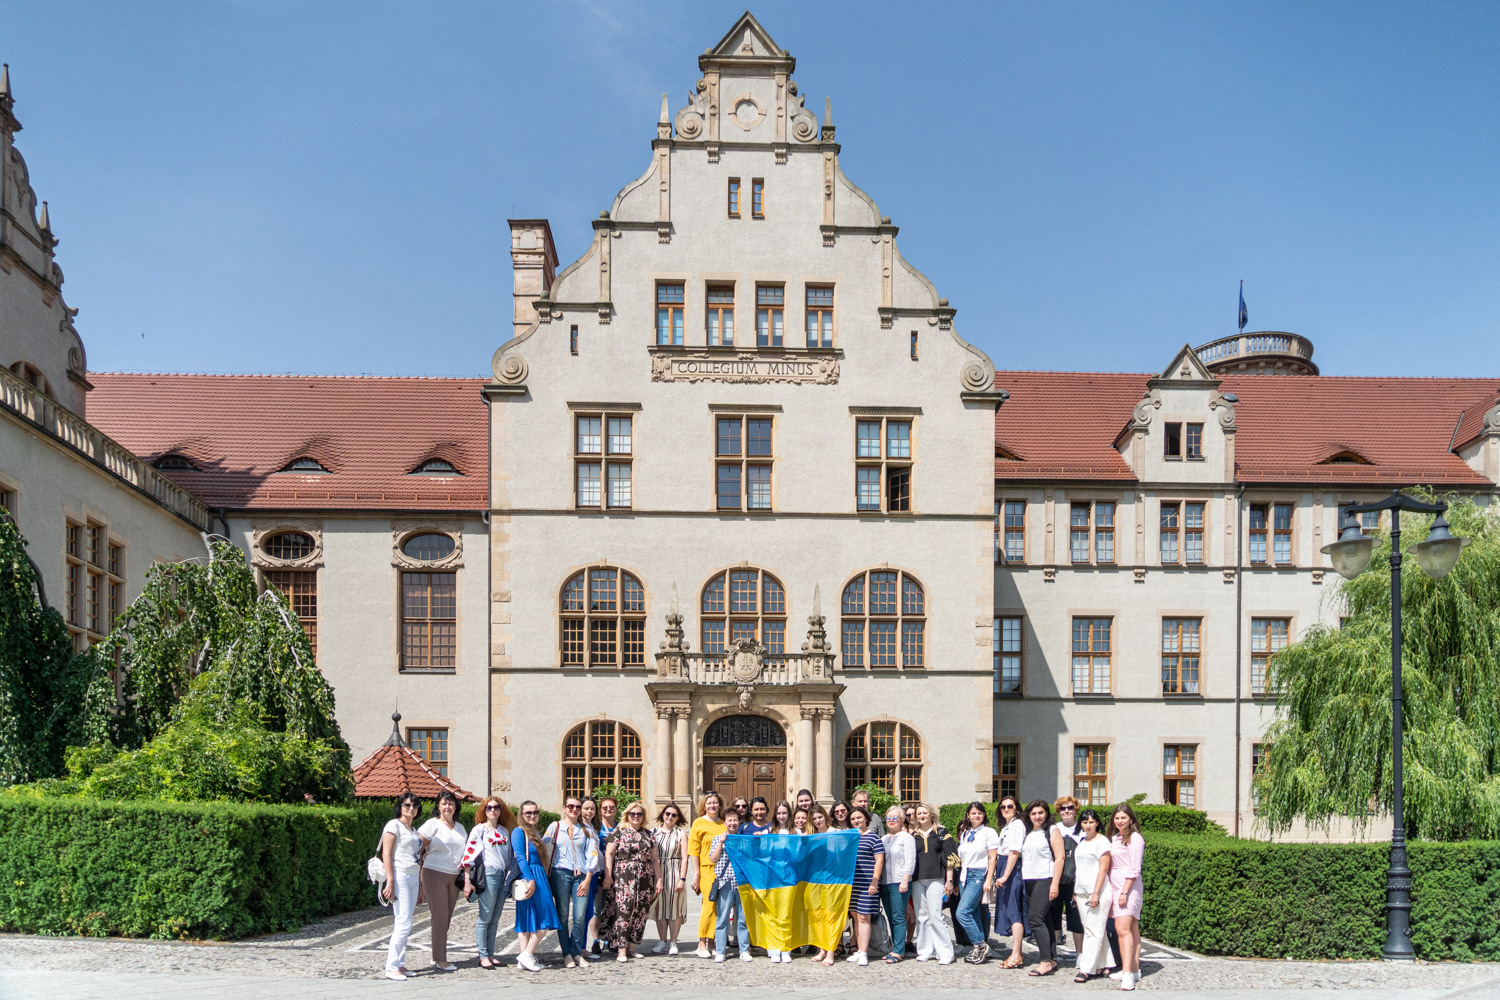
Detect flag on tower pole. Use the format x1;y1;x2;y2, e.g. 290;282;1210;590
1238;281;1248;333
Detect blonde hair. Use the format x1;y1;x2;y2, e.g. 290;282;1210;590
698;791;723;818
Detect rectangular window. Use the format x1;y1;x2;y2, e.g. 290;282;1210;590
702;619;726;655
577;462;601;507
590;618;617;666
656;282;685;346
840;620;865;669
562;618;585;665
607;416;632;455
570;324;579;355
108;579;120;634
869;620;898;668
0;489;11;513
1359;510;1379;532
727;178;740;217
1250;617;1289;695
606;464;631;508
1096;502;1115;564
1186;423;1203;459
716;465;742;510
1073;744;1108;806
887;421;911;459
1071;617;1111;695
66;562;79;625
746;465;772;509
910;330;918;360
1161;617;1201;695
901;621;924;668
751;178;764;217
1070;503;1090;563
806;286;833;348
1251;743;1265;809
716;415;772;511
86;570;102;632
756;285;783;347
1273;503;1293;564
855;467;881;512
265;570;318;655
707;285;735;346
408;728;449;777
87;524;103;566
66;522;80;558
1249;504;1268;564
992;744;1019;801
856;416;914;514
1164;422;1182;459
577;416;601;454
1185;502;1205;564
1160;502;1180;564
1003;501;1026;563
108;543;121;578
887;468;911;512
1163;745;1196;807
402;572;457;669
857;421;881;459
747;419;772;457
994;617;1022;695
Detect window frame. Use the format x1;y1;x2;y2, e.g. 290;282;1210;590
1071;616;1112;696
1250;617;1290;696
570;324;579;355
992;743;1019;801
805;285;834;349
751;177;764;218
1159;501;1180;565
994;615;1024;696
1163;422;1183;460
1273;502;1294;566
706;283;736;347
560;566;648;668
1185;422;1204;460
841;569;926;671
64;518;124;653
408;727;450;777
562;719;643;799
656;281;685;346
1160;617;1202;696
854;416;915;515
843;720;923;803
1184;501;1206;565
755;284;784;347
715;414;774;512
400;534;459;672
264;568;318;658
574;411;633;510
727;177;741;218
1073;744;1109;806
699;567;786;662
1248;503;1269;565
1163;744;1198;807
1001;500;1026;564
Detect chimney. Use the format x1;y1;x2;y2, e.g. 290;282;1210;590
508;219;559;338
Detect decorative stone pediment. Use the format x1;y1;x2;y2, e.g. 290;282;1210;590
706;11;786;61
391;522;465;570
1151;343;1220;387
250;520;324;570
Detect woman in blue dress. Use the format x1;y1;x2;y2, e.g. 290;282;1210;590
510;800;559;972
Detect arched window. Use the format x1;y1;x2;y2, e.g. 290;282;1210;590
411;458;462;475
844;722;923;802
561;567;646;667
563;719;642;798
700;567;786;657
262;531;315;560
279;457;330;473
401;532;457;670
156;455;198;471
840;569;925;669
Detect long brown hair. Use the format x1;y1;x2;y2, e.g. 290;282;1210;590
1111;803;1142;846
516;800;550;867
476;795;515;830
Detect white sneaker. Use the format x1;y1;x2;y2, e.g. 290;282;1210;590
846;951;861;963
938;957;955;965
697;946;712;959
384;971;407;981
740;950;754;962
652;941;668;954
856;952;869;967
668;943;679;956
915;954;931;962
1121;972;1137;991
435;963;457;972
1110;970;1126;980
714;952;726;964
518;954;540;972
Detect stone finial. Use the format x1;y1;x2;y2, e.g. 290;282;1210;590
821;96;835;141
384;710;408;747
812;582;821;619
657;92;672;139
660;93;669;122
38;200;50;233
671;581;679;617
0;64;19;136
1;64;10;100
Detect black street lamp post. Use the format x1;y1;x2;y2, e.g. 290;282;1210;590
1321;490;1470;961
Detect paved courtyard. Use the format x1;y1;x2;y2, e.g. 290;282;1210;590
2;890;1497;999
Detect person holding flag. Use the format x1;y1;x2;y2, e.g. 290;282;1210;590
708;809;753;963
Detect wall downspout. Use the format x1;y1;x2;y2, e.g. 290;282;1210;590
482;389;493;797
1233;482;1245;838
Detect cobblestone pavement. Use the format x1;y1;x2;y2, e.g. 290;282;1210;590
2;892;1496;998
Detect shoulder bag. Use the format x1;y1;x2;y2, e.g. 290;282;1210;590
511;829;537;900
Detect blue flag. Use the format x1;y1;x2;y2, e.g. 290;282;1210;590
1238;281;1248;332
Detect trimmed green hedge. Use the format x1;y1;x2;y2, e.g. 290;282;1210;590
939;800;1225;837
0;793;390;939
1142;833;1500;961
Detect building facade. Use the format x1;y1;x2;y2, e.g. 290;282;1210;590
8;15;1499;833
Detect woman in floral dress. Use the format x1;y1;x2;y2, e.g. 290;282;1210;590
600;801;662;962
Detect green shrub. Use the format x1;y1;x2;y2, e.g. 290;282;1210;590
0;792;389;939
853;782;898;820
587;783;640;809
1142;833;1500;961
938;796;1226;837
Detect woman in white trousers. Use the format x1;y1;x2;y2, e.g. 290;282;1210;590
381;792;427;981
910;804;956;964
1071;809;1115;982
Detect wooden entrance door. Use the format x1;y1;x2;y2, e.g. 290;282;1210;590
705;756;786;805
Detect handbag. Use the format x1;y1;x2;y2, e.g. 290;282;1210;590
512;878;536;901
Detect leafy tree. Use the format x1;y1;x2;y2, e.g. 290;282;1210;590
854;781;898;820
588;782;640;810
1254;495;1500;841
0;518;112;784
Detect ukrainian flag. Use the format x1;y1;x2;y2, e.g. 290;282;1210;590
724;830;859;951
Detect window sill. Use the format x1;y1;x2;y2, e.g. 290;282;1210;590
994;692;1024;699
400;668;456;675
1162;692;1204;699
1071;692;1114;700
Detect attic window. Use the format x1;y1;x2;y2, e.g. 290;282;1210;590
280;457;330;474
996;446;1022;461
1321;451;1372;465
156;455;197;471
411;459;461;476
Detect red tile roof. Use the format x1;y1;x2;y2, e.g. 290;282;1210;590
1451;389;1500;452
992;370;1499;487
352;741;478;802
993;372;1145;480
87;374;488;511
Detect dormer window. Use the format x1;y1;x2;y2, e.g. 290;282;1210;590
280;457;330;474
156;455;198;471
996;446;1022;461
1164;423;1182;459
1321;451;1372;465
1185;423;1203;460
411;459;461;476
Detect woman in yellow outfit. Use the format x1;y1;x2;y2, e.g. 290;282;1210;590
685;791;726;958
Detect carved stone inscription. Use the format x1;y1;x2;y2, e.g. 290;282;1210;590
652;352;839;384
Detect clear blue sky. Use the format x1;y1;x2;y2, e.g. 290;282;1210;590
3;2;1497;378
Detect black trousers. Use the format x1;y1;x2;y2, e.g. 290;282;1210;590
1023;879;1054;962
1049;879;1085;937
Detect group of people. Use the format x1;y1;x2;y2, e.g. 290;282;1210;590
376;787;1147;990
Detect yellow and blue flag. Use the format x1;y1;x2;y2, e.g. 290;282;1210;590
723;829;859;951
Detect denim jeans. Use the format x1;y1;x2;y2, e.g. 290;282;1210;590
879;882;910;957
712;880;747;957
955;868;988;947
549;868;591;956
474;868;507;959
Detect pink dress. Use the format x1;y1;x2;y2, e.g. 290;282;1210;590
1107;833;1144;919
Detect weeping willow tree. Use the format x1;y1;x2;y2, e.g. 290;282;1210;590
1254;494;1500;841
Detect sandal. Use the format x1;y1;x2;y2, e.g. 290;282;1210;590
1075;973;1090;983
1003;954;1024;969
1028;961;1058;977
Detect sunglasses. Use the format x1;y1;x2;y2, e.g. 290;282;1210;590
566;804;581;809
522;810;539;817
486;805;501;812
1059;806;1077;812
